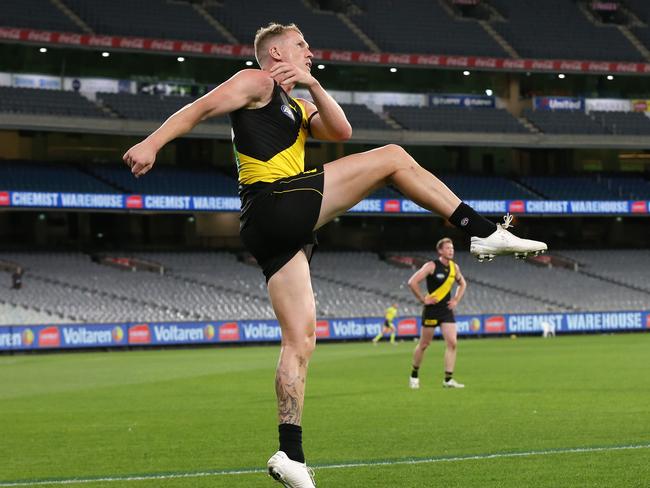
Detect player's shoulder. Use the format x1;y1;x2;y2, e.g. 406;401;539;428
233;69;274;87
422;260;437;272
227;69;275;105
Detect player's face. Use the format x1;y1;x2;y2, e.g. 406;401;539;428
279;30;313;72
438;242;454;260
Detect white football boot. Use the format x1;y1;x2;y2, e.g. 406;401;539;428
443;378;465;388
470;213;547;262
409;377;420;389
267;451;316;488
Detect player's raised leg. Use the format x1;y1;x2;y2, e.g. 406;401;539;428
266;251;317;488
316;144;546;260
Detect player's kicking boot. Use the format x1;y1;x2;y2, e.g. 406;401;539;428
268;451;316;487
470;214;547;262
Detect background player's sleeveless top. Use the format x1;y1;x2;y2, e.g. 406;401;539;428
425;259;456;312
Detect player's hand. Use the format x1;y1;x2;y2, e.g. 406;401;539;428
270;62;316;88
123;140;157;178
424;296;439;305
448;298;458;310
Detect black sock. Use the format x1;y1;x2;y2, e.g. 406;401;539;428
411;366;419;378
449;202;496;238
445;371;453;382
279;423;304;463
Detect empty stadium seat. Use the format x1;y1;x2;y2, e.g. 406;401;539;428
64;0;227;42
522;109;608;135
207;0;367;51
0;86;109;118
490;0;643;61
4;0;83;33
386;106;529;133
350;0;508;57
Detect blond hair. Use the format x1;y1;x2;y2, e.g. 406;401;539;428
436;237;453;251
254;22;303;66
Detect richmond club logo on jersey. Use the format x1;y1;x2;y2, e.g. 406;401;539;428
281;104;295;122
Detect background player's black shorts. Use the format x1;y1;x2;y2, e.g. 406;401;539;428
239;168;324;281
421;305;455;328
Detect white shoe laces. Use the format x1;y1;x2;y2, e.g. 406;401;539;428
500;213;514;229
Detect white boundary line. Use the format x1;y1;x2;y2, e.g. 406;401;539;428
1;443;648;486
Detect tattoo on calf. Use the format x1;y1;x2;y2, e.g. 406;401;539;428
275;355;308;424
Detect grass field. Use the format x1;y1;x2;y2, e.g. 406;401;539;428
1;333;649;487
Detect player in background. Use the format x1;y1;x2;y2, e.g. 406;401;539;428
408;238;466;389
372;303;398;345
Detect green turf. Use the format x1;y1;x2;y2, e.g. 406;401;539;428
1;334;649;487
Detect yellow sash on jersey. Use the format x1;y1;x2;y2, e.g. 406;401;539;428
427;261;456;301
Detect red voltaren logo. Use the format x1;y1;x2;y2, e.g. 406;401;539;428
631;201;648;213
0;192;9;206
508;200;525;213
383;200;401;213
219;322;240;341
397;318;418;336
646;314;650;328
126;195;143;208
485;315;506;333
129;324;151;344
38;326;61;347
315;320;330;338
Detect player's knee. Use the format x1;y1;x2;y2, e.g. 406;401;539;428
446;339;457;351
419;341;430;351
380;144;419;173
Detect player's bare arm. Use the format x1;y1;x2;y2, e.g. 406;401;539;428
123;69;274;177
270;59;352;141
408;262;438;305
448;266;467;310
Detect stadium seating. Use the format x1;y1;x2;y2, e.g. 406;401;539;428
5;0;650;64
85;165;238;196
63;0;227;42
627;0;650;52
521;176;650;200
558;249;650;294
97;92;228;124
439;175;541;200
490;0;643;61
350;0;508;56
591;111;650;136
0;161;118;193
339;104;394;131
522;109;609;135
207;0;367;51
0;86;109;118
0;302;70;325
3;0;83;33
2;251;648;324
386;106;529;133
456;250;650;312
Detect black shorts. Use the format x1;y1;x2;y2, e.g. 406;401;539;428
421;305;455;328
239;168;324;281
383;320;395;329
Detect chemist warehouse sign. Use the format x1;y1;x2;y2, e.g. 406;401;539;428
1;191;649;216
0;311;648;351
